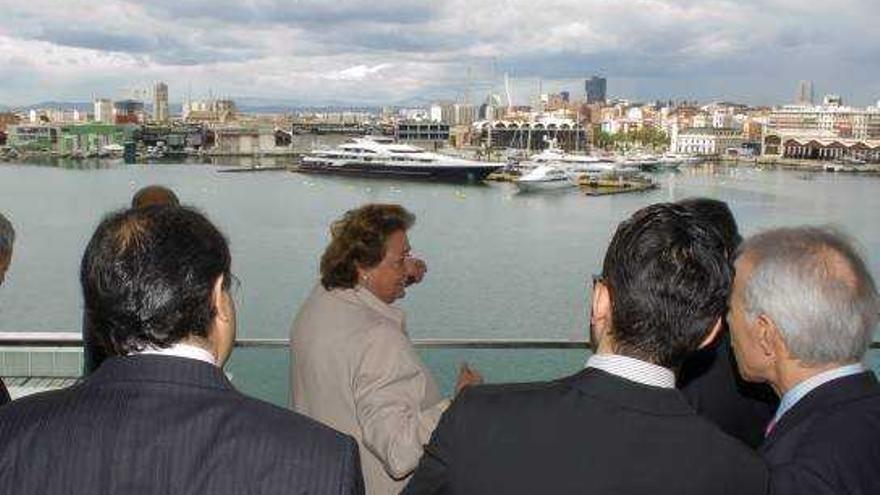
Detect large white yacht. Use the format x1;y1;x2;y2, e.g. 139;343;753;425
299;136;501;182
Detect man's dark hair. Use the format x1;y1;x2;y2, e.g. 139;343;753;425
601;202;732;368
677;197;742;255
80;206;231;356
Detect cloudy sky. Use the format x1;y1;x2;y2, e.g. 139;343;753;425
1;0;879;107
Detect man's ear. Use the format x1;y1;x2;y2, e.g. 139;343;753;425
209;275;236;367
213;275;233;323
756;314;781;358
698;317;724;349
591;281;613;341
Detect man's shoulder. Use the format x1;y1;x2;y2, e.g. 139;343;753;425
214;389;357;451
0;381;355;456
774;374;880;447
794;386;880;449
450;372;587;419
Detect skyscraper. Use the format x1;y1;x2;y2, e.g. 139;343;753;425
795;80;814;106
154;82;169;123
93;98;113;124
585;76;607;104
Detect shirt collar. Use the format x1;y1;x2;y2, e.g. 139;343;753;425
586;353;677;389
773;362;867;424
133;342;217;366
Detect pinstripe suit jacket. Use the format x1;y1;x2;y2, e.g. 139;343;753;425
0;355;364;495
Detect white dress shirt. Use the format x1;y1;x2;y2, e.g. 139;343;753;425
586;353;677;389
134;342;217;366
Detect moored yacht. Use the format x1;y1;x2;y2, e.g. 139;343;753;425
514;164;574;192
299;136;501;182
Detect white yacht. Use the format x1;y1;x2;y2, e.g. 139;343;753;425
520;140;618;184
299;136;501;182
514;164;574;192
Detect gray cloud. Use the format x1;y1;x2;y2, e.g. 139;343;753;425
0;0;878;106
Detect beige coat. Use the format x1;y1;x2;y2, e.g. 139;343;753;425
291;284;449;495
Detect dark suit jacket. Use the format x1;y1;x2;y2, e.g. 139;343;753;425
0;355;364;495
404;368;769;495
760;371;880;495
679;332;778;448
0;378;9;406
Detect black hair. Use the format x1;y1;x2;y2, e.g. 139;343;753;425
80;206;231;356
676;197;742;255
601;202;732;368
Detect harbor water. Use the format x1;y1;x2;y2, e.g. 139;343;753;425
1;160;879;404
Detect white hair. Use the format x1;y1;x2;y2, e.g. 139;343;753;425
740;226;879;365
0;212;13;255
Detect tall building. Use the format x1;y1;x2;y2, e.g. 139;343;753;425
113;99;145;124
154;82;169;123
795;80;814;105
94;98;113;124
585;76;607;104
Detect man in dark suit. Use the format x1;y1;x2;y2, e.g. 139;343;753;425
0;206;364;494
676;198;778;448
0;211;14;406
728;226;880;495
404;203;769;495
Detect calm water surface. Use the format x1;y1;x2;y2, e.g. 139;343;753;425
1;161;879;340
1;160;878;403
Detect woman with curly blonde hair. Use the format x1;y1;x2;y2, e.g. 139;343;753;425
290;203;480;495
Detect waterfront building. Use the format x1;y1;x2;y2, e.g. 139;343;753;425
394;121;450;143
671;127;745;155
153;82;169;123
138;123;205;153
93;98;113;124
6;123;134;155
6;125;57;152
429;102;475;126
768;103;880;140
761;130;880;162
585;76;607;104
471;118;587;151
183;99;237;123
796;80;814;105
56;123;134;155
209;126;282;155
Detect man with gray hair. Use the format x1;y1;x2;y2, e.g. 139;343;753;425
728;226;880;495
0;211;14;405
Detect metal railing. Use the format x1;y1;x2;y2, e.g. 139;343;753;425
2;332;879;348
0;332;593;349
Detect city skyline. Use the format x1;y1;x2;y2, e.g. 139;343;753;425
1;0;879;107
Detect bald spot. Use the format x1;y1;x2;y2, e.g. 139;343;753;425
132;186;179;209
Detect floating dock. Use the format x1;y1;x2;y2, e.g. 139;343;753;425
578;176;658;196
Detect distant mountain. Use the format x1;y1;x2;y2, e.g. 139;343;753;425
18;101;93;111
0;96;427;115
